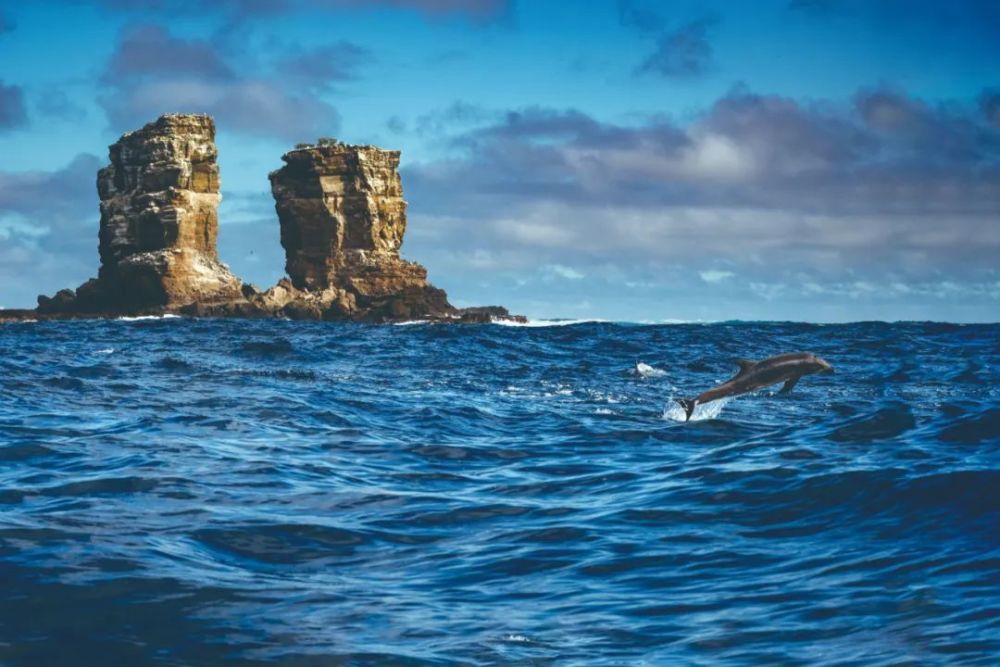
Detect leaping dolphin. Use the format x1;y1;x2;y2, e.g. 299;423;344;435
676;352;833;421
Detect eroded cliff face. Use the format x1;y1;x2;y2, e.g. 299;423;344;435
23;116;522;324
271;142;408;289
264;140;452;320
38;114;242;313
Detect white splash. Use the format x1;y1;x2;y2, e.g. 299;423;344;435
96;348;115;355
634;361;667;378
663;396;733;422
115;314;181;322
492;318;607;327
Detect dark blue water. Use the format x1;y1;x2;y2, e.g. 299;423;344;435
1;319;998;666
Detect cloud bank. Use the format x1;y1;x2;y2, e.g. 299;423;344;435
97;24;358;139
0;82;28;131
84;0;512;22
619;1;718;79
400;87;999;317
0;154;103;306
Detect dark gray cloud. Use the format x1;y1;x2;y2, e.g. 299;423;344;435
617;0;664;36
100;80;342;141
619;2;718;79
329;0;510;21
98;24;343;140
0;154;99;220
980;89;1000;130
273;41;369;91
638;18;717;79
76;0;507;144
414;89;999;212
85;0;512;22
386;115;407;134
35;89;88;121
415;101;495;136
0;81;28;131
464;108;643;147
401;88;1000;293
0;154;103;306
103;24;235;83
854;86;994;162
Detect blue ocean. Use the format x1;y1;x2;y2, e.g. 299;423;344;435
0;318;997;665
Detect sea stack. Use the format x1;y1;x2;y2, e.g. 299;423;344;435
19;114;523;323
267;139;451;320
38;114;242;313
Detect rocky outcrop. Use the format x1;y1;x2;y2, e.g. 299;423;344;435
270;140;406;290
266;139;452;320
38;114;242;314
22;115;523;324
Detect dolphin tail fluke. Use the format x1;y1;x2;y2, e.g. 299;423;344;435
676;398;697;422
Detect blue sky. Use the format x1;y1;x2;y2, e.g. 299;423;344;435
1;0;998;321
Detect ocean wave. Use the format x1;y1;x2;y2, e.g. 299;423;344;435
633;361;667;378
663;396;734;422
114;314;182;321
492;318;609;327
0;319;997;665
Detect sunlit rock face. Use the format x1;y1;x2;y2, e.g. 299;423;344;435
38;114;242;313
27;118;521;323
93;114;242;307
268;139;450;318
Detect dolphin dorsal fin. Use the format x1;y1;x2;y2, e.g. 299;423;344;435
734;359;756;378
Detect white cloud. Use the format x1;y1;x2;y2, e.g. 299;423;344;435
699;269;735;283
681;132;756;181
749;282;787;300
497;217;577;247
543;264;585;280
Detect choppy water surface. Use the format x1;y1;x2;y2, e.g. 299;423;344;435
1;319;998;665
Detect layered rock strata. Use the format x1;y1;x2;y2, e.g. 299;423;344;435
259;139;455;321
20;115;522;324
37;114;242;314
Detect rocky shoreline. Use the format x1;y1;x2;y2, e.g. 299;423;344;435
1;114;523;325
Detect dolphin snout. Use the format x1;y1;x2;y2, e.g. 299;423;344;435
817;357;834;374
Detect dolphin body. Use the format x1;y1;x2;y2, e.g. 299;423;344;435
676;352;833;421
